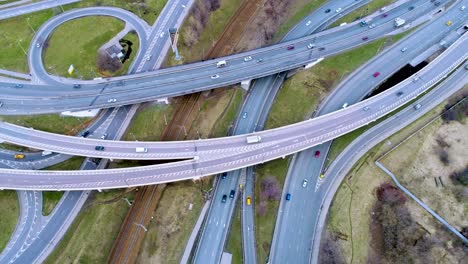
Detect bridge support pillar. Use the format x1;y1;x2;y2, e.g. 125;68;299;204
241;80;252;91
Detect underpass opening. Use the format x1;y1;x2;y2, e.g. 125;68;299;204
108;158;189;168
365;61;429;99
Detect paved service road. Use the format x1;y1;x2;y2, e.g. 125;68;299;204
0;35;465;190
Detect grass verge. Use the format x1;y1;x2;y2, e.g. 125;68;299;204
254;158;289;263
273;0;328;41
123;103;176;141
136;180;206;263
45;189;136;264
42;192;64;216
330;0;394;28
0;114;91;134
226;204;242;264
0;190;19;252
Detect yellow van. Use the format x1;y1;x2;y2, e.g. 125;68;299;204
14;154;25;159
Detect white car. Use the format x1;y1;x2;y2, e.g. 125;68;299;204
302;179;308;188
107;98;117;103
306;20;312;26
335;7;342;13
211;74;219;79
36;43;41;48
368;23;376;29
461;5;465;10
100;133;108;139
307;43;315;49
401;47;408;52
244;56;252;62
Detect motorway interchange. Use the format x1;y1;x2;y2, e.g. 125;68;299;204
0;0;467;263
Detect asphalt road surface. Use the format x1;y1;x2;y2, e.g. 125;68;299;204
0;35;464;190
0;0;441;114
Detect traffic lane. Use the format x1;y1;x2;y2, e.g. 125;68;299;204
319;13;468;114
194;169;241;263
271;149;326;263
12;191;84;263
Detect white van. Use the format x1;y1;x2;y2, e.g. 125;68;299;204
216;60;226;68
135;147;148;153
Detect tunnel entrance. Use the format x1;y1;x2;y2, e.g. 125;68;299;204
365;60;429;99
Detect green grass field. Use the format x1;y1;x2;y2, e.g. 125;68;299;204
0;9;54;73
45;189;135;264
43;16;124;80
123;103;176;141
0;191;19;252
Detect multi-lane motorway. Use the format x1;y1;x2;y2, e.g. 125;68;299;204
0;32;466;190
0;0;443;114
269;1;468;262
194;0;373;262
0;0;466;263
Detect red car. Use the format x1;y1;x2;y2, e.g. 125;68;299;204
382;13;388;17
287;45;295;50
362;36;369;41
315;150;320;158
373;72;380;77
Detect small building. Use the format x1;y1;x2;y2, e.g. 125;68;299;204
105;44;124;60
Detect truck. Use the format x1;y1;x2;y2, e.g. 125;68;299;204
394;17;406;27
135;147;148;153
246;135;262;144
216;60;226;68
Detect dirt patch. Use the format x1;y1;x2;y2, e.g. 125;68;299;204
382;119;468;230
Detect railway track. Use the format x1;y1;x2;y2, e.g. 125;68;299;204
108;0;264;262
205;0;265;58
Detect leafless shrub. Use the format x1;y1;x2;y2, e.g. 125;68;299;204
96;52;122;73
260;176;281;201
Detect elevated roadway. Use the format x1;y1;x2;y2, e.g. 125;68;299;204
0;34;465;190
0;0;441;114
